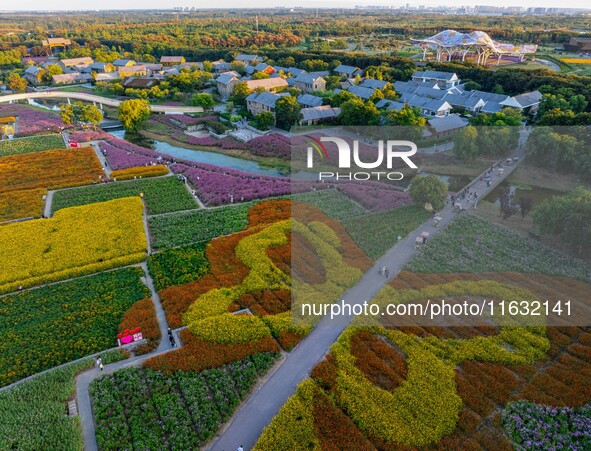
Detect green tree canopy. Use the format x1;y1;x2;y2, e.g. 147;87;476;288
409;174;448;211
453;125;479;159
275;96;301;130
118;99;151;133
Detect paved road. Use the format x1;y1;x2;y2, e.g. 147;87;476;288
0;91;204;114
208;130;529;451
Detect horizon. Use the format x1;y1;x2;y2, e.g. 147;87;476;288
4;0;591;13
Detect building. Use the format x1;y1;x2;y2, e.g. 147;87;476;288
297;94;324;108
246;91;282;116
411;70;460;89
333;64;363;78
89;62;116;73
235;54;263;65
293;74;326;93
41;38;71;53
425;114;469;137
216;72;241;100
160;56;186;66
113;59;137;68
406;96;452;117
300;106;341;126
58;57;94;71
52;73;92;85
24;66;45;85
375;99;405;111
513;90;543;113
360;78;391;90
118;65;147;77
211;60;232;74
122;77;159;89
347;85;377;100
244;77;288;93
95;73;121;82
564;37;591;53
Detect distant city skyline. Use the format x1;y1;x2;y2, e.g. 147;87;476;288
5;0;591;12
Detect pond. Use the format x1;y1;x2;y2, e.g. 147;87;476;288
484;182;562;206
109;129;284;177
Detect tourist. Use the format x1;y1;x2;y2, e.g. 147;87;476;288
384;266;389;278
96;357;103;372
237;446;244;451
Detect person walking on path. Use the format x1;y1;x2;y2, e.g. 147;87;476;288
384;266;389;278
96;357;103;372
237;446;244;451
168;328;176;348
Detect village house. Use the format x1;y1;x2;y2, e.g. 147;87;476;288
244;77;288;93
24;66;45;85
216;72;241;100
52;72;92;85
122;77;159;89
333;64;363;78
160;56;186;66
299;105;341;126
246;91;283;116
89;62;116;73
212;60;232;73
360;78;392;91
113;59;137;68
118;65;147;77
424;114;469;138
235;54;263;65
293;74;326;94
58;57;94;71
297;94;324;108
411;70;460;89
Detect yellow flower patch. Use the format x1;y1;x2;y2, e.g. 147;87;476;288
0;188;47;224
110;165;169;181
0;197;147;293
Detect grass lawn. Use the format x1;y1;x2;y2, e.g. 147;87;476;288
508;163;589;192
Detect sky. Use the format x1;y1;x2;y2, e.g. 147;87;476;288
4;0;591;11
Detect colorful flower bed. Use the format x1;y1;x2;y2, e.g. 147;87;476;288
0;147;103;193
0;350;128;449
342;205;432;260
0;188;47;223
147;242;210;291
337;182;412;212
0;134;65;156
91;353;279;449
148;203;251;250
0;267;149;387
170;163;315;206
0;197;147;294
68;129;111;142
503;401;591;450
291;189;366;221
52;176;198;216
99;139;159;170
118;298;160;354
110;165;169;180
406;215;591;282
0;104;65;136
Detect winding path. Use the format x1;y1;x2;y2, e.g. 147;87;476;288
208;130;529;451
0;91;204;114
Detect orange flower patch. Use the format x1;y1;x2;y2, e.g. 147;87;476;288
110;165;169;180
144;329;279;373
119;298;160;354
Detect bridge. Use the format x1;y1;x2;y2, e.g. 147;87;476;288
0;91;204;114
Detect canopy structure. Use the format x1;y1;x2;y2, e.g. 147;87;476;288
412;30;538;65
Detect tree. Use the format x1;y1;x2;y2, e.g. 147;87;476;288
463;81;481;91
453;126;479;159
252;112;275;130
42;64;63;84
338;98;380;126
384;105;426;126
275;96;301;130
251;72;270;80
81;104;103;129
409;175;447;211
533;187;591;254
7;73;27;92
192;93;215;110
231;82;252;106
60;102;103;129
118;99;151;133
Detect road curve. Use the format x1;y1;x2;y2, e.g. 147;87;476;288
0;91;204;114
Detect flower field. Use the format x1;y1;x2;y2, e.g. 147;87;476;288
406;215;591;282
147;242;210;291
52;176;198;216
110;165;169;180
0;350;128;449
0;147;103;193
0;197;147;294
337;182;412;212
148;203;251;250
0;187;47;223
291;189;366;221
91;353;279;450
503;401;591;450
0;134;65;156
0;267;149;387
342;205;431;259
118;298;160;354
0;104;65;136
